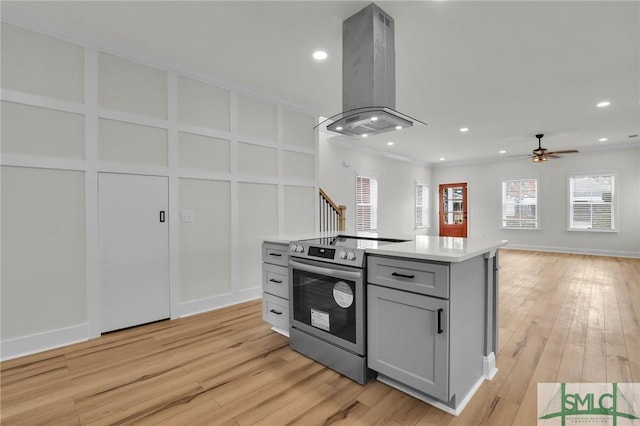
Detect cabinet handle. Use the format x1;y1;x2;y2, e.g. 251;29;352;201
391;272;415;279
437;308;443;334
269;253;282;257
269;279;282;284
159;211;165;222
269;309;283;315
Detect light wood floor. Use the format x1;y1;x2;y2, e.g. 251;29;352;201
1;249;639;425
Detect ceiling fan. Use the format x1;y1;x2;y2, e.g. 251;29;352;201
530;133;579;162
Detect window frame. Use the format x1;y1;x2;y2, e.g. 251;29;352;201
355;173;378;233
415;181;429;229
500;177;540;230
567;171;617;233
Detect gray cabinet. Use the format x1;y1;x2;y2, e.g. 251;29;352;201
261;242;290;335
367;254;487;412
368;284;449;400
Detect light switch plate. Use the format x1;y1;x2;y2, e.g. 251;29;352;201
181;210;194;223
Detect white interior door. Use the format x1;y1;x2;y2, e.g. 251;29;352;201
99;173;170;333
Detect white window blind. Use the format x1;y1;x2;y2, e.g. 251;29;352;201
569;173;615;231
356;175;378;232
415;182;429;228
501;178;538;229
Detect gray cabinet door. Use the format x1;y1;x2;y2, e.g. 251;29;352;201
368;284;449;400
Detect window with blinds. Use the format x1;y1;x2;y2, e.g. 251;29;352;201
569;173;616;231
501;178;538;229
415;182;429;229
356;175;378;232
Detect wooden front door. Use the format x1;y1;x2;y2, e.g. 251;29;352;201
439;182;468;237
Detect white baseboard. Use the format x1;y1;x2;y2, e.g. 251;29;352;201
376;374;485;416
375;353;498;416
178;288;262;318
1;323;88;361
503;244;639;259
1;291;263;361
483;352;498;380
270;326;289;337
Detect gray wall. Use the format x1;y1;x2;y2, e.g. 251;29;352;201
431;146;640;256
319;135;432;239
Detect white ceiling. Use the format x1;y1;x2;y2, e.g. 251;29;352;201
3;1;639;165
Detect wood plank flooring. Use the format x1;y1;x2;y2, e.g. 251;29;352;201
2;249;639;425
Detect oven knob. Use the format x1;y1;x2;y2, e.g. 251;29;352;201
290;243;297;252
347;251;357;261
339;250;347;259
296;245;304;253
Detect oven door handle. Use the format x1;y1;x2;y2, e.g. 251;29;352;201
289;259;362;280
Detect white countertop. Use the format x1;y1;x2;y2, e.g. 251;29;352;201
263;233;507;263
366;235;507;263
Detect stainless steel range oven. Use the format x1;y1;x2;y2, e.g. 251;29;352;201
288;235;406;384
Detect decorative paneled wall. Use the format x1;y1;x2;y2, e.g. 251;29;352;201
0;20;318;359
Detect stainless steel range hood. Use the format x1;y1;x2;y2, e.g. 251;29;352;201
317;3;426;137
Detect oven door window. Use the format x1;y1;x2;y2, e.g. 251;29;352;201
292;268;357;344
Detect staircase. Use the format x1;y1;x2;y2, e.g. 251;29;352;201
319;188;346;232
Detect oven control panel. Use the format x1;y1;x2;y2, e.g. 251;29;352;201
308;246;335;259
289;242;364;267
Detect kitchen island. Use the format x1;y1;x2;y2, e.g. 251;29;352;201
261;234;507;416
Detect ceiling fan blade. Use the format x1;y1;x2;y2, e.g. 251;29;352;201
547;149;579;155
546;154;562;158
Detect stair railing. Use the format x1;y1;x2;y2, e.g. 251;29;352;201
319;188;346;232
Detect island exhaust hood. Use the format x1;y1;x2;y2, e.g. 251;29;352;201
317;3;426;137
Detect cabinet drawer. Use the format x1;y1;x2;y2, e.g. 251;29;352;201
262;243;288;266
367;256;449;298
262;292;289;331
262;263;289;299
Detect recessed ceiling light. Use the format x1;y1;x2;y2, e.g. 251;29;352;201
460;127;469;132
387;141;394;146
395;125;402;130
335;126;343;131
599;138;608;142
596;101;611;108
371;116;378;122
313;50;328;61
439;157;445;161
362;134;368;138
499;150;506;154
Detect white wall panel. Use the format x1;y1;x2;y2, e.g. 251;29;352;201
0;20;318;358
1;166;87;340
237;94;277;141
238;183;278;290
178;132;229;173
284;150;315;181
98;52;167;119
177;76;230;131
283;108;316;149
237;142;277;177
1;23;84;102
179;178;231;301
1;101;84;159
99;118;168;166
283;185;316;234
